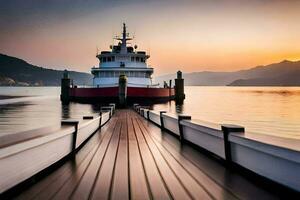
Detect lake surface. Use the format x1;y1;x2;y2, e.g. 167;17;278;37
1;86;300;139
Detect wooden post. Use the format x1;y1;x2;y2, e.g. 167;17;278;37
99;111;102;128
221;124;245;164
119;75;127;107
175;71;185;104
147;110;150;120
109;103;116;114
133;103;139;111
60;70;71;104
169;79;172;98
101;106;113;118
178;115;191;142
61;120;79;153
160;111;167;130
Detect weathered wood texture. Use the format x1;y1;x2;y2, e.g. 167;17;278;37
12;110;281;200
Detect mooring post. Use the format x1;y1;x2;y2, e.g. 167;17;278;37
99;111;102;128
169;79;172;98
221;124;245;165
101;106;113;118
160;111;167;130
137;106;141;114
61;120;79;154
147;110;150;120
109;103;116;114
60;70;71;104
133;104;139;111
175;70;185;104
140;108;144;116
119;75;127;108
178;114;192;142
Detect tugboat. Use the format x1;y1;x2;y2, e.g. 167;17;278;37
61;23;183;106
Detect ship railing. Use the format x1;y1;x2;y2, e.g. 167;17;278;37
0;103;116;194
127;83;160;88
73;83;161;88
133;104;300;193
74;84;119;88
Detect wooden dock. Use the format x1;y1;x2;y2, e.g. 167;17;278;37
7;109;291;199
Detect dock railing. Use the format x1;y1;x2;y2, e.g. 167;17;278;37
0;103;115;194
133;104;300;192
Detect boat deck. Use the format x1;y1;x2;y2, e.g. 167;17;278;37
12;110;284;199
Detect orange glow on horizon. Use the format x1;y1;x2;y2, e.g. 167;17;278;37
1;0;300;75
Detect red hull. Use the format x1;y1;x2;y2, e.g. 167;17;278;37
69;86;175;103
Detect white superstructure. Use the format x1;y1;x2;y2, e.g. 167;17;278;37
91;23;154;87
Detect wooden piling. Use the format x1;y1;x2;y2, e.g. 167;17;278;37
175;71;185;104
118;75;127;107
60;70;71;104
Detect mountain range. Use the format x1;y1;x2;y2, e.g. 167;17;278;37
0;54;92;86
155;60;300;86
1;53;300;86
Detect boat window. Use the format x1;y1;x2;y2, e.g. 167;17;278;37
141;58;145;62
131;57;135;62
136;57;140;62
107;57;112;62
112;56;115;62
103;57;107;62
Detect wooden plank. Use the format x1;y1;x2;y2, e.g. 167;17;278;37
67;118;119;200
132;114;192;200
89;118;122;200
132;116;171;200
110;112;129;200
15;118;117;200
127;112;151;200
138;117;222;200
32;139;99;200
137;111;276;200
50;118;119;200
14;130;98;200
138;116;239;200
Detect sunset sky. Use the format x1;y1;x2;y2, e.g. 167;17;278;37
1;0;300;75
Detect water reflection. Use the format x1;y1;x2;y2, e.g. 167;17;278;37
153;86;300;139
61;104;71;119
1;86;300;139
0;97;101;137
176;104;183;113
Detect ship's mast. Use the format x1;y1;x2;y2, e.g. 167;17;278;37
121;23;127;53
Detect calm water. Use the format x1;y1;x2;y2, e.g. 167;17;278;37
0;87;101;136
1;86;300;139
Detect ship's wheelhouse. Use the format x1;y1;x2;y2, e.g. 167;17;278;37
91;23;154;87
